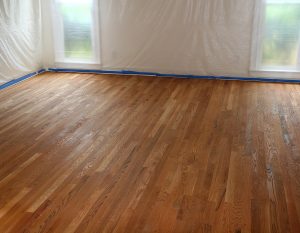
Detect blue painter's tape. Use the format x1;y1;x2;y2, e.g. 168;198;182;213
0;69;46;91
47;68;300;84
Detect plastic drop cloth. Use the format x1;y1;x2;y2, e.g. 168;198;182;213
0;0;42;84
2;0;299;83
98;0;256;77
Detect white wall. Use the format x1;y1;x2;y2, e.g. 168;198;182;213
0;0;43;84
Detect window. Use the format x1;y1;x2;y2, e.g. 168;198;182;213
52;0;100;63
253;0;300;71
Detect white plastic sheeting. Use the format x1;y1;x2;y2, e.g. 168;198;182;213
99;0;256;77
0;0;42;84
1;0;300;84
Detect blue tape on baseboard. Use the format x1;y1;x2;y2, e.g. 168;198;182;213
2;67;297;92
0;69;46;91
47;68;300;84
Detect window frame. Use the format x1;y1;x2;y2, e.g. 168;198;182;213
51;0;101;65
251;0;300;72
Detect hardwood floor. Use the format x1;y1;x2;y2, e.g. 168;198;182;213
0;72;300;233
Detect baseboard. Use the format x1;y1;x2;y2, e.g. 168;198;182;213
2;68;299;90
48;68;300;83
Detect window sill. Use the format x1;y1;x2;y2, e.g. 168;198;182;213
250;69;300;79
54;62;102;70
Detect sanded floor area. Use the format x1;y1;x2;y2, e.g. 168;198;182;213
0;72;300;233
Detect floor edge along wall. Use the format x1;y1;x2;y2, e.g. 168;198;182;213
1;68;300;91
0;69;46;91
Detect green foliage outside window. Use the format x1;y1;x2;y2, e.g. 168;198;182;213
262;4;300;66
59;3;93;60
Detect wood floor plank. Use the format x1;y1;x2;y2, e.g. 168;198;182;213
0;72;300;232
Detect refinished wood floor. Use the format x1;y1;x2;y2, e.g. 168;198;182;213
0;72;300;233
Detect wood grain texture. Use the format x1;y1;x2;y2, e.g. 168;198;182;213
0;72;300;233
